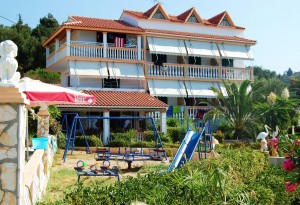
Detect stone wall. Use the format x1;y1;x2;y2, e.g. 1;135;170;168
0;104;26;204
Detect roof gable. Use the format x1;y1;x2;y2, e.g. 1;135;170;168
177;7;203;23
208;11;235;27
144;3;169;20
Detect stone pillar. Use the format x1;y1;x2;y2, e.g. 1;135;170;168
0;87;29;205
103;32;107;58
66;29;71;56
36;104;51;179
137;35;142;60
103;109;110;146
160;110;167;133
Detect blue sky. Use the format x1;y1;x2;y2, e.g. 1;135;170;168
1;0;299;75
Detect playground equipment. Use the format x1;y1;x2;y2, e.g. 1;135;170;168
74;160;120;182
166;117;213;172
62;115;166;163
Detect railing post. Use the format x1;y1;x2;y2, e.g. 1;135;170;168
66;29;71;56
137;35;141;60
184;65;188;78
103;32;107;58
160;110;167;134
103;109;110;146
0;86;29;205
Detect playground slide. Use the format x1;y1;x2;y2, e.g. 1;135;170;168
166;128;206;172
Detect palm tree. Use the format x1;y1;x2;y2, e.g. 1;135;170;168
203;80;262;139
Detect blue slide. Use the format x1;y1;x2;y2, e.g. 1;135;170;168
166;128;206;172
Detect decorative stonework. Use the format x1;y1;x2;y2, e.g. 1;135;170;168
0;102;27;204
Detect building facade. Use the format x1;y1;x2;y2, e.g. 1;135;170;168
43;4;256;141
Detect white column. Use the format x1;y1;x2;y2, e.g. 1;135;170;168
66;29;71;56
103;32;107;58
137;35;142;60
46;47;49;58
55;39;59;52
103;109;110;146
160;110;167;133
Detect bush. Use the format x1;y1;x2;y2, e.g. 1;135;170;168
212;130;225;143
74;135;102;147
42;147;300;205
57;132;66;149
167;118;179;127
167;127;186;143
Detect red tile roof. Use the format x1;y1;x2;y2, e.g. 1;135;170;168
78;91;168;108
64;16;143;32
123;6;244;29
144;4;159;18
145;28;256;44
177;8;194;22
208;11;226;25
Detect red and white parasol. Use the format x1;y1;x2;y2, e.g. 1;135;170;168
18;77;96;106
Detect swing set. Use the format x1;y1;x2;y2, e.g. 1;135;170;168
61;114;167;163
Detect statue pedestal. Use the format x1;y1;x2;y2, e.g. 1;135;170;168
0;86;29;204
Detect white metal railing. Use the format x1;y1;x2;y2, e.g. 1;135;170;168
148;63;185;77
46;45;67;67
70;44;104;58
188;66;219;79
71;41;102;46
219;67;253;81
146;63;253;81
107;47;139;60
24;150;46;205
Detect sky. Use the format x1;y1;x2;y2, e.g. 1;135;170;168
1;0;299;75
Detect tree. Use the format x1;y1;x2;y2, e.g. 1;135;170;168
203;80;263;139
253;66;277;79
24;68;60;84
286;68;293;77
254;88;299;132
31;13;59;69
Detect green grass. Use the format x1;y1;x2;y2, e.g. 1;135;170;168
138;163;169;174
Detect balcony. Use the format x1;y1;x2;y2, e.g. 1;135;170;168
147;63;253;82
46;41;144;68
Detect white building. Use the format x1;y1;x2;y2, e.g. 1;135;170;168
43;3;256;140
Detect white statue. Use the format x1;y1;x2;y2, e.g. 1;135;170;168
0;40;20;84
257;125;271;152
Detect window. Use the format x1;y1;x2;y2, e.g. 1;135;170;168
220;17;231;27
188;56;201;65
158;97;168;104
152;54;167;64
103;78;120;88
222;59;233;67
152;9;165;19
187;13;199;23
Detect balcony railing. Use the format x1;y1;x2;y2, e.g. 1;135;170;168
147;63;253;81
47;41;144;67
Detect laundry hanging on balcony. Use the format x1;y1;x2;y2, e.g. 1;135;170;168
114;37;124;47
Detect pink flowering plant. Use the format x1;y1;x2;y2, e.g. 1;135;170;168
267;137;279;156
278;134;300;192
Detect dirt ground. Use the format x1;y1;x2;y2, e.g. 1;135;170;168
54;149;170;177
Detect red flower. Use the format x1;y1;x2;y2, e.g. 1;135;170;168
282;158;297;172
285;181;298;192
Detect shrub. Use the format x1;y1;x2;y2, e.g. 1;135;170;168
74;135;102;147
167;127;186;143
167;118;179;127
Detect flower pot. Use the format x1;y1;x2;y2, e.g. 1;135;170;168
269;156;285;166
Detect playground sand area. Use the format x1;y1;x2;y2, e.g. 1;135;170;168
54;149;170;177
42;149;170;203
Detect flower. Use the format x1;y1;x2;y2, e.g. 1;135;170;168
267;92;277;105
281;88;290;100
282;158;297;172
285;181;298;192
